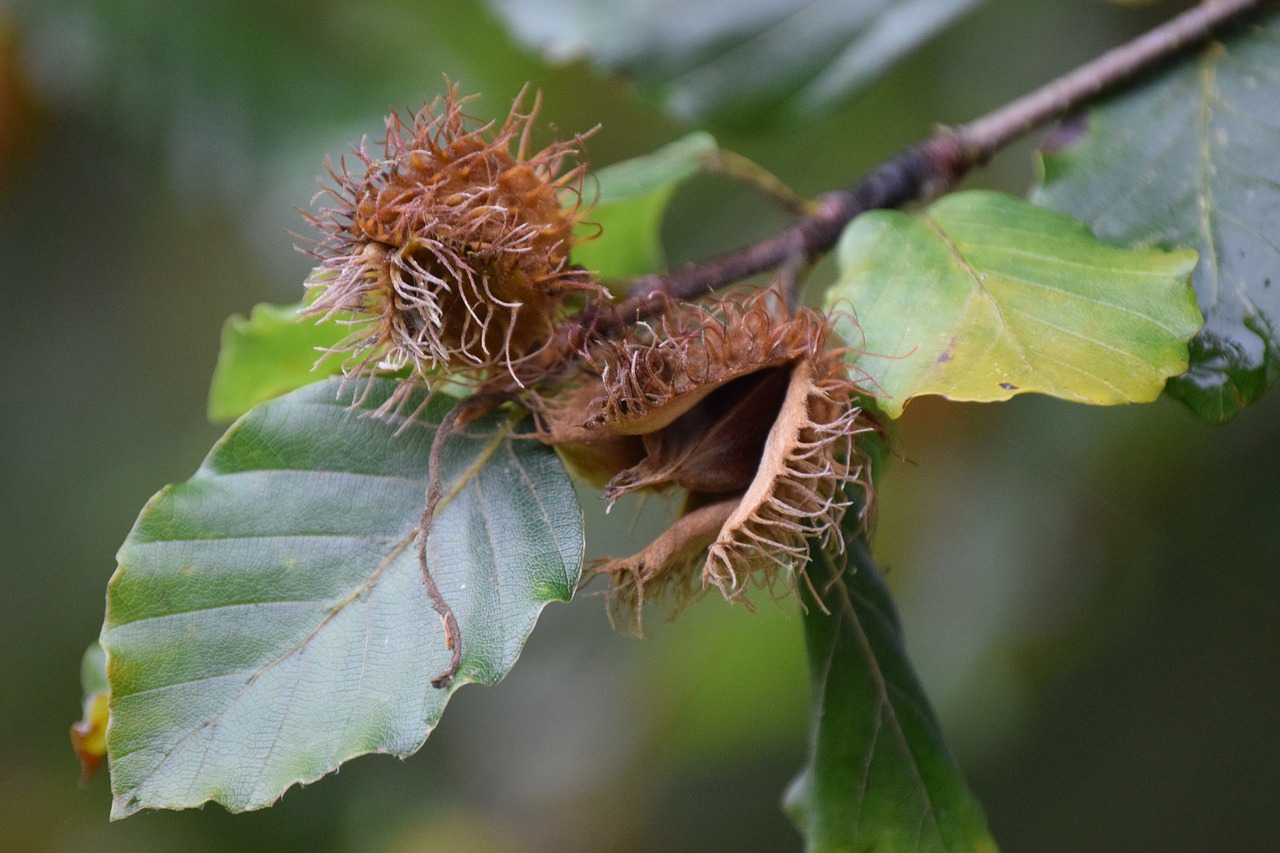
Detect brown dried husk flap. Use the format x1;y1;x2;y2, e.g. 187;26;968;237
596;352;872;630
531;376;647;488
703;357;868;596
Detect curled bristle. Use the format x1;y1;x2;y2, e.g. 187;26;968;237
588;288;817;432
593;495;739;635
302;83;602;414
703;355;875;600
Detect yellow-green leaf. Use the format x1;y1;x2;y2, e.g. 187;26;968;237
207;301;348;422
574;132;718;281
827;190;1201;418
71;643;110;782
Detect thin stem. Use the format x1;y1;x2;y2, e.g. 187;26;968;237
709;149;815;215
956;0;1262;161
419;393;519;689
420;406;464;689
616;0;1261;315
418;498;462;690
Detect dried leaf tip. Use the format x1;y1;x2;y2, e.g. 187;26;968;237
302;82;603;410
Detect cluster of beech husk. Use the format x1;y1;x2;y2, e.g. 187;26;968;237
306;85;878;633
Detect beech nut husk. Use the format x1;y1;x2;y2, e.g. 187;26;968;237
304;83;602;414
540;287;878;631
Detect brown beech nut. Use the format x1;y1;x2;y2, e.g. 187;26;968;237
608;366;792;498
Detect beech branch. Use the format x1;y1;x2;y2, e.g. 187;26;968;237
613;0;1263;319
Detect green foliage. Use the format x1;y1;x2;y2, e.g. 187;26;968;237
72;643;112;781
1034;14;1280;422
574;132;720;281
81;642;108;697
491;0;985;123
102;379;582;817
207;302;347;421
786;536;996;853
827;191;1202;418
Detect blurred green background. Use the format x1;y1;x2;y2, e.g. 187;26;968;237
3;0;1279;850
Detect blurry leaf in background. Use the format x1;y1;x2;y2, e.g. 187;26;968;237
1034;14;1280;423
574;131;718;281
638;594;809;767
207;301;348;421
827;190;1201;418
489;0;984;124
11;0;555;272
70;643;109;782
786;536;996;852
102;379;582;817
17;0;541;152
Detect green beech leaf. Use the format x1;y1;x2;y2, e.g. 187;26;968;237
102;378;582;818
1034;15;1280;422
786;536;996;853
826;190;1201;418
491;0;983;123
575;132;719;280
207;301;349;422
81;642;108;697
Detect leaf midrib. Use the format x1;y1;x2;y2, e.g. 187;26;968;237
923;212;1035;376
815;552;945;848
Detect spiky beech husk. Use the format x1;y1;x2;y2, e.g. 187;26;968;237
303;83;601;413
576;288;877;631
587;290;792;435
528;374;647;488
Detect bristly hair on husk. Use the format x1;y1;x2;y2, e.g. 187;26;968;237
587;289;793;435
302;82;603;415
572;287;878;632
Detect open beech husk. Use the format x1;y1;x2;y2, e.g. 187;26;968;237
529;375;647;488
549;288;877;631
303;83;602;414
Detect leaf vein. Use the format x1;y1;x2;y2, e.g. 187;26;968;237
122;526;417;799
1196;57;1224;311
504;440;575;592
923;213;1036;374
837;563;945;844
